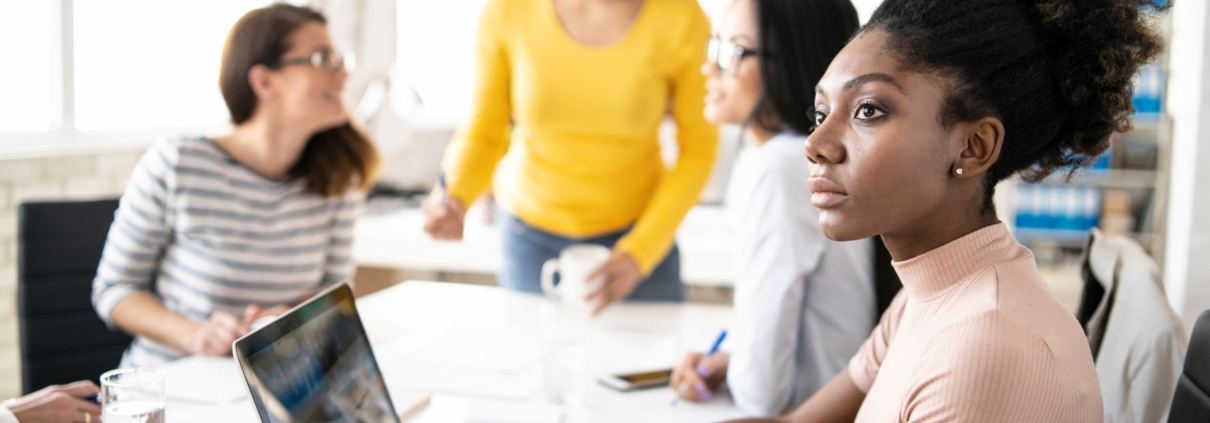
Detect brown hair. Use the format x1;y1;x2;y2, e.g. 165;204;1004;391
219;3;378;197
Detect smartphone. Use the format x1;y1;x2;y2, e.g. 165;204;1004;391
598;369;674;392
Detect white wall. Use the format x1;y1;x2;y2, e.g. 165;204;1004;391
851;0;882;23
1163;0;1210;335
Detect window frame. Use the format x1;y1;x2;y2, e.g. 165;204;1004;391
0;0;230;157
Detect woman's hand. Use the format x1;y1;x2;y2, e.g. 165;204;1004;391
671;351;730;402
583;250;643;316
188;310;251;356
244;304;291;329
7;381;102;423
423;196;467;240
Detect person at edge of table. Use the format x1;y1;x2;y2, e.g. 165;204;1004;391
670;0;884;417
719;0;1166;421
423;0;719;315
91;4;378;368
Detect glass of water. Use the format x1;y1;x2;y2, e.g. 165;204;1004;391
101;368;165;423
539;301;590;407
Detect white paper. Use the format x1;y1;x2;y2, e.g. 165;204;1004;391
464;400;563;423
158;356;248;404
380;327;542;373
380;358;542;400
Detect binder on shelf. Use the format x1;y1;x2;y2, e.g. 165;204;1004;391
1013;185;1102;240
1132;64;1164;119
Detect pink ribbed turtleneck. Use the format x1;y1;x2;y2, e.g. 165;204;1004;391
849;223;1103;422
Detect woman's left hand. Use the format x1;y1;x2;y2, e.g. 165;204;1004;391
584;250;643;316
243;304;291;326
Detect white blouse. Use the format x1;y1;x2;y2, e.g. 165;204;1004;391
723;132;876;416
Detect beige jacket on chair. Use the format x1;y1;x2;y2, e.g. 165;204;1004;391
1079;229;1186;423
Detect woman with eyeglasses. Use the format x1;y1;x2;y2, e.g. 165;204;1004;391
91;4;378;367
669;0;874;416
423;0;717;313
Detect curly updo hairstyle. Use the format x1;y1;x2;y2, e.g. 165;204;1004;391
862;0;1167;209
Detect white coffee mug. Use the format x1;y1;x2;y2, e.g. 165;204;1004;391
540;244;610;307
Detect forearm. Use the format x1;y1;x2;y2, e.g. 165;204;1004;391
445;1;512;207
724;367;864;423
442;132;506;207
614;132;717;273
111;292;199;353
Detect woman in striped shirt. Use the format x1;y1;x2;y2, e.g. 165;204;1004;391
91;4;378;367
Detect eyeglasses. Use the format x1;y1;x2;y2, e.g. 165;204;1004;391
271;50;352;73
707;36;762;76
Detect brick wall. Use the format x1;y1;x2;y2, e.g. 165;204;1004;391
0;148;146;399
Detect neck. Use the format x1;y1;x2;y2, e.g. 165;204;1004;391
218;115;312;182
745;125;777;147
881;187;1001;262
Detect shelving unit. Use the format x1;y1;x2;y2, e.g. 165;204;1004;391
1037;169;1158;190
1010;13;1173;266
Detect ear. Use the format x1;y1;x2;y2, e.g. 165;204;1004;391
952;117;1004;179
247;64;273;99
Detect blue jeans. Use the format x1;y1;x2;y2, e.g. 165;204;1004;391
497;212;684;302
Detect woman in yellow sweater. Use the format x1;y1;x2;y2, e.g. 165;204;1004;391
424;0;718;313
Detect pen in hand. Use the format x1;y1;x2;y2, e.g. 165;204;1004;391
672;329;727;406
438;173;449;206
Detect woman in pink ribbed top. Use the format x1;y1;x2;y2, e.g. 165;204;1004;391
727;0;1167;422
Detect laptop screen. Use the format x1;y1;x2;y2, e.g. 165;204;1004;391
233;283;400;423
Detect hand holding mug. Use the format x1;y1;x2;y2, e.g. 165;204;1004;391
583;250;643;316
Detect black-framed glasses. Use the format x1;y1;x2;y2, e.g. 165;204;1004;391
708;36;761;76
270;50;351;73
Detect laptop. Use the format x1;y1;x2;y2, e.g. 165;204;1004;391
233;282;403;423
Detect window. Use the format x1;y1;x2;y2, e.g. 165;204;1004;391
0;1;56;133
73;0;270;131
396;0;487;117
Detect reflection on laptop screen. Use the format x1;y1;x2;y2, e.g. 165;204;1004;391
234;283;399;423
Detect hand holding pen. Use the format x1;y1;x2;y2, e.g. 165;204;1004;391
422;173;468;240
671;330;728;405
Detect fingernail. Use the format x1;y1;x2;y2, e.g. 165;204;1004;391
694;382;712;401
696;366;710;377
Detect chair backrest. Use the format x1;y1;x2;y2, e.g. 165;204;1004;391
1169;310;1210;422
17;199;132;395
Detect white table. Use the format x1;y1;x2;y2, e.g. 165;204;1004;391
352;206;735;287
164;281;745;422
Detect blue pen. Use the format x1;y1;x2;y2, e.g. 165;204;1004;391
672;330;728;406
437;173;449;206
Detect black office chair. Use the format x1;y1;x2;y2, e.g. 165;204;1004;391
1168;310;1210;422
17;199;132;394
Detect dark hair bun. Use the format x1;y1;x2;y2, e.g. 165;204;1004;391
1027;0;1167;181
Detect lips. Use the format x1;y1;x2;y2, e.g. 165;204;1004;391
705;80;724;104
808;177;849;208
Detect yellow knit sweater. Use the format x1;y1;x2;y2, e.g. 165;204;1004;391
442;0;719;273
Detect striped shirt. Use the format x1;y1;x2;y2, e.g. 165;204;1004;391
91;136;363;368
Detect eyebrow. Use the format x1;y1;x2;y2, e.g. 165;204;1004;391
815;72;907;95
729;34;757;46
